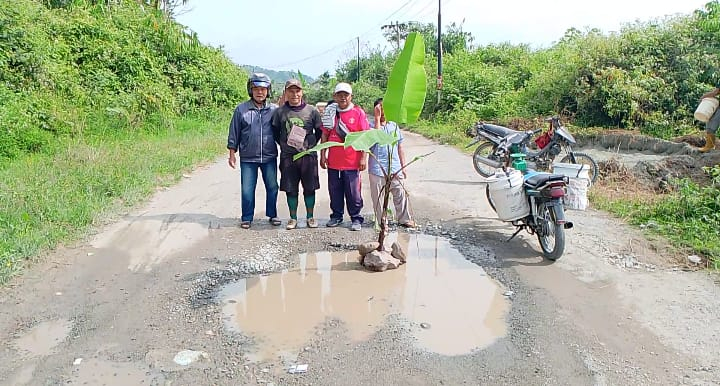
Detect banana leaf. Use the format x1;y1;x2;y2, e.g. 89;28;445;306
383;32;427;125
343;130;397;152
291;131;397;161
297;70;306;87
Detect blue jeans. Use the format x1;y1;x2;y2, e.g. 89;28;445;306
240;160;279;222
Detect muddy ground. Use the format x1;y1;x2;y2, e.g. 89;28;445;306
1;132;719;386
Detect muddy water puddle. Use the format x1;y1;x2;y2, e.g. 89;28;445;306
220;233;509;360
13;319;72;358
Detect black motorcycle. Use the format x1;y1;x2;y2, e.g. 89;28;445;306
467;117;599;183
484;145;573;261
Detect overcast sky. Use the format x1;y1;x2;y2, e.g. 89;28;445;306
176;0;709;78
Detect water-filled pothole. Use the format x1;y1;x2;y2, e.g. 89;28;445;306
13;319;72;358
219;233;508;360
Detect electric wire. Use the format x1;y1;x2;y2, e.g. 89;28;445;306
268;0;420;69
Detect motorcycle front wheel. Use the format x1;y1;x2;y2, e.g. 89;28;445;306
560;152;599;184
473;142;501;177
537;205;565;261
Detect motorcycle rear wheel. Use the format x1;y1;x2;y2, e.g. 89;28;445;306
537;205;565;261
473;142;501;177
560;152;599;184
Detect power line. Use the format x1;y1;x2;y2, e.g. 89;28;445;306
268;0;419;69
270;39;356;69
405;0;437;21
391;0;431;21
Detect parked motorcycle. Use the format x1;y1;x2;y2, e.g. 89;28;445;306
468;117;599;183
485;150;573;261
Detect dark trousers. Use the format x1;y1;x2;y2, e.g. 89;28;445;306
327;168;364;223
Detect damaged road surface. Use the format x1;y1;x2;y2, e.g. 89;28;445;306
1;133;719;386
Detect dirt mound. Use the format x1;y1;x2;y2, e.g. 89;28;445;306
579;132;697;155
673;134;705;147
599;154;714;194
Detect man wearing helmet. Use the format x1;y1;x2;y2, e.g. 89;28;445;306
227;73;281;229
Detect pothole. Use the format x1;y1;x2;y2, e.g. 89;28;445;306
218;233;509;361
13;319;72;358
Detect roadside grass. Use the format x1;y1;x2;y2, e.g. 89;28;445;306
408;120;472;148
0;112;229;283
591;170;720;269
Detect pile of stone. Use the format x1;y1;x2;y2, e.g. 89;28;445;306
357;241;407;272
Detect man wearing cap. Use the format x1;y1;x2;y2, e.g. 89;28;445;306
319;82;370;231
271;79;323;230
227;73;281;229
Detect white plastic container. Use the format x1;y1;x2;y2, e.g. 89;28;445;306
553;163;590;210
552;162;590;180
564;177;589;210
487;169;530;221
694;97;719;123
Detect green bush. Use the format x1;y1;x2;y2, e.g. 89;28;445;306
0;0;248;163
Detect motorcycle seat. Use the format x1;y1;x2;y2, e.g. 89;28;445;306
523;173;567;189
481;123;521;138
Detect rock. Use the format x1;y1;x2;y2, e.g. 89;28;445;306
363;250;401;272
73;358;83;366
358;242;380;256
173;350;207;366
420;322;431;329
623;255;637;268
688;255;702;264
390;242;407;263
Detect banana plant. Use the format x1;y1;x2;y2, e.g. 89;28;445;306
294;32;430;251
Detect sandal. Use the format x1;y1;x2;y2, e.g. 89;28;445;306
269;217;282;226
240;221;251;229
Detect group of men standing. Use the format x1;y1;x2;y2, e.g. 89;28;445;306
227;73;415;231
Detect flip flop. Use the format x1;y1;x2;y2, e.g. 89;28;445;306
240;221;251;229
269;217;282;226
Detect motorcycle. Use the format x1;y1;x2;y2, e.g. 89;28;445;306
467;117;599;183
485;146;573;261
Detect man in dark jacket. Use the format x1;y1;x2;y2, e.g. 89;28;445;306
227;73;281;229
272;79;323;230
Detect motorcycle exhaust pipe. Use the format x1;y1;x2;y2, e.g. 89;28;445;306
475;156;502;169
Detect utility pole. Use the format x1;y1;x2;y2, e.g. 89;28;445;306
437;0;443;105
357;36;361;82
382;21;406;50
395;21;401;49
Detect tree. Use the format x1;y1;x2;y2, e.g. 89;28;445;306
381;21;474;56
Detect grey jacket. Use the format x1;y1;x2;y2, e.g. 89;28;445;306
227;100;278;163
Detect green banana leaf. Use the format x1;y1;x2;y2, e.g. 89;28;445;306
292;141;344;161
383;32;427;125
343;130;397;152
291;131;397;161
297;70;306;87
